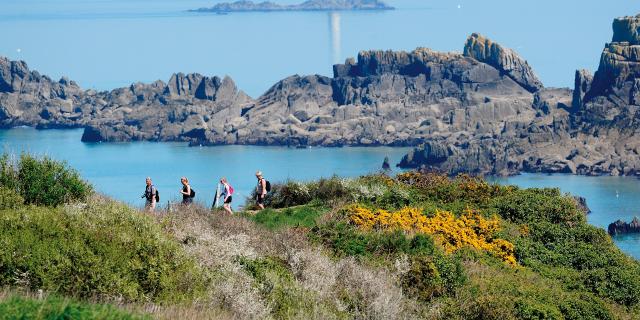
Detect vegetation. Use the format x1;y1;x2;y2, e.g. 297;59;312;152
0;154;638;319
0;153;92;206
0;197;207;302
0;294;148;320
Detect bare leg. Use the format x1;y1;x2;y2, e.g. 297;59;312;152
223;203;233;215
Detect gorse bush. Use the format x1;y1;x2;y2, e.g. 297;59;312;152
0;197;207;302
345;205;517;265
0;153;92;206
0;295;148;320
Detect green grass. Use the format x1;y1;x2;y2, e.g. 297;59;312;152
0;295;148;320
249;203;328;230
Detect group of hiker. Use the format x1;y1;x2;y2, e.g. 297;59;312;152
142;171;270;214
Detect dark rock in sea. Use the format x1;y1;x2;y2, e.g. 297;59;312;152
191;0;394;13
573;196;591;214
608;216;640;235
382;156;391;171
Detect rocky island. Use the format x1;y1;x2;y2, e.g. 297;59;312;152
609;217;640;235
1;14;640;177
190;0;394;13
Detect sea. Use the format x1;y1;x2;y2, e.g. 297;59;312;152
1;0;639;259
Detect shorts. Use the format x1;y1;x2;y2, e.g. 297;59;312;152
256;194;265;205
224;196;233;204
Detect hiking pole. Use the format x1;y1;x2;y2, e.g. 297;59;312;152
212;183;220;210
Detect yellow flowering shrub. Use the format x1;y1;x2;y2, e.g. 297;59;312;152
345;205;517;266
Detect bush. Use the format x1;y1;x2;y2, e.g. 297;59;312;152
0;153;92;206
310;222;436;257
401;254;466;301
0;186;23;209
250;204;327;230
490;188;584;224
0;198;207;302
0;295;148;320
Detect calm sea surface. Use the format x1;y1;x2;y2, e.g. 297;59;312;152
1;127;639;260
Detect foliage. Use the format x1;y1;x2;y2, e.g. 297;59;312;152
249;204;327;230
0;197;207;302
345;205;516;265
311;222;437;258
490;188;584;224
401;254;466;302
238;256;346;319
0;153;92;206
0;186;23;210
0;295;148;320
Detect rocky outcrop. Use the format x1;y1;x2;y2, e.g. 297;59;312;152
3;13;640;178
401;13;640;177
464;33;544;93
191;0;394;13
608;217;640;235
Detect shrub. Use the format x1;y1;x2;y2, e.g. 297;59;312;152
310;222;437;258
250;204;327;230
344;205;517;265
515;299;563;320
0;153;92;206
0;186;23;209
401;254;466;301
0;295;148;320
490;188;583;224
0;198;207;302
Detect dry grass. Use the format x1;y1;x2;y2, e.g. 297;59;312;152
144;204;425;319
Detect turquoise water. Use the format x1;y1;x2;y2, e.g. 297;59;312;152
0;127;409;208
1;127;638;259
1;0;639;96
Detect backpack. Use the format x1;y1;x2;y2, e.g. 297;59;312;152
155;189;160;202
190;188;196;198
147;186;160;202
265;180;271;192
228;184;234;195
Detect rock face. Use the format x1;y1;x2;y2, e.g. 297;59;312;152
401;14;640;176
3;13;640;178
608;217;640;235
464;33;544;93
191;0;394;13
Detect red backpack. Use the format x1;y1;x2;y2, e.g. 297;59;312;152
227;184;234;195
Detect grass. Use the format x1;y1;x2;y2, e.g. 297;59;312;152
248;203;329;230
0;294;148;320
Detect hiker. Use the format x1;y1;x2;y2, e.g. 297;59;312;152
219;177;234;215
142;177;157;211
255;171;268;210
180;177;194;206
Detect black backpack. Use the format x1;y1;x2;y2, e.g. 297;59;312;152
155;189;160;202
146;186;160;202
190;188;196;198
265;180;271;192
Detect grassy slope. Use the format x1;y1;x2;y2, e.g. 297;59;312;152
1;154;639;319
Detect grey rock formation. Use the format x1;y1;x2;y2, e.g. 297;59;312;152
3;13;640;178
401;13;640;177
464;33;544;93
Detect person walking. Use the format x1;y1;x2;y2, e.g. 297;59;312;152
180;177;194;206
219;177;234;215
142;177;157;212
255;171;267;210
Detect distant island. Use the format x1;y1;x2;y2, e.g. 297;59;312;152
190;0;394;13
